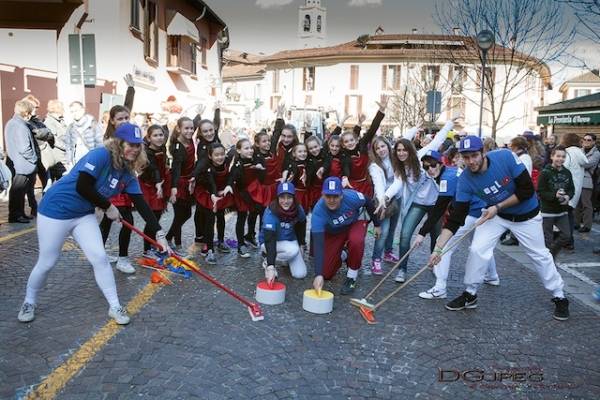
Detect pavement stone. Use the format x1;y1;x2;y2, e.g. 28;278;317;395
1;197;600;399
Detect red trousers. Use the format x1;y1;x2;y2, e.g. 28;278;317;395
319;220;368;280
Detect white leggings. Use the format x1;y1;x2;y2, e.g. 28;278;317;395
433;215;498;291
24;213;121;308
261;240;307;279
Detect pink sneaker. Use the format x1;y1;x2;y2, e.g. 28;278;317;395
383;251;399;263
371;259;383;275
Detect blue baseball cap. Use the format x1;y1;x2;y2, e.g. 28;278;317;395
322;177;343;195
114;122;144;144
277;182;295;196
421;150;442;162
458;135;484;153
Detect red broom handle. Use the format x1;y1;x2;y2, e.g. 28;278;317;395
120;219;261;312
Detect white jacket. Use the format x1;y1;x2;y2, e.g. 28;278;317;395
564;146;588;208
369;157;395;205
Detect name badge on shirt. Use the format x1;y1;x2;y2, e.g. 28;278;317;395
110;178;119;189
439;180;448;193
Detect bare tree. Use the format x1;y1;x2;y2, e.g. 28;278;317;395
560;0;600;42
435;0;575;138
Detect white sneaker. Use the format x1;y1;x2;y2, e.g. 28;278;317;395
418;287;447;299
18;302;35;322
116;257;135;274
108;306;130;325
484;277;500;286
205;250;217;265
394;270;406;283
108;255;118;263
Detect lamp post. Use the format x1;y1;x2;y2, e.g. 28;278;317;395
476;29;495;137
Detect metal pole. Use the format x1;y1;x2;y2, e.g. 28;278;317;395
478;50;487;138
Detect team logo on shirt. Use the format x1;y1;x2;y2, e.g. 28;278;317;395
110;178;119;189
331;211;355;225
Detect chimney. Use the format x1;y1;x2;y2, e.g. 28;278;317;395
453;27;460;35
592;68;599;76
412;28;418;35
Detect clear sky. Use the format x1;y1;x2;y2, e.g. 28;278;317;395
206;0;599;84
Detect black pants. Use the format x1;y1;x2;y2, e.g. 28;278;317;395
196;206;218;251
100;206;134;257
143;210;163;252
8;173;35;220
193;203;205;243
48;162;66;182
247;206;264;240
167;198;193;246
236;211;248;245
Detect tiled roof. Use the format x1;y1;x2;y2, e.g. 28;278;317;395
223;49;263;65
565;71;600;84
222;64;267;80
536;92;600;112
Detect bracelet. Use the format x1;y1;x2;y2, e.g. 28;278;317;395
433;247;443;255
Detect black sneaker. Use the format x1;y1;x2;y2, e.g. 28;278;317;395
244;235;259;249
501;236;518;246
445;291;478;311
217;242;231;253
552;297;569;321
340;277;357;295
238;245;251;258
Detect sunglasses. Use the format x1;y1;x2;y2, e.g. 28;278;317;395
422;161;439;170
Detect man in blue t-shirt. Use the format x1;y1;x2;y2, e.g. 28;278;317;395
428;135;568;321
311;177;381;295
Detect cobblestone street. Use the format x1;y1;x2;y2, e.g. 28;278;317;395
1;201;600;399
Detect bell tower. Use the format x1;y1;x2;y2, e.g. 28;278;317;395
298;0;326;48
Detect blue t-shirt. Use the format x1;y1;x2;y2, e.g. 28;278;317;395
455;149;538;216
259;205;306;244
439;167;487;217
310;189;367;235
39;147;141;219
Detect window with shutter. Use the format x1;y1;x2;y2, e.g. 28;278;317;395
350;65;359;90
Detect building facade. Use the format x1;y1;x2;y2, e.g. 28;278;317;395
559;70;600;101
0;0;227;147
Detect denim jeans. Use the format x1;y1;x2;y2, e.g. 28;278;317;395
372;198;400;260
398;203;430;272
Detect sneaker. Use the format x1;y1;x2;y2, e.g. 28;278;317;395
418;287;447;299
18;302;35;322
244;235;259;249
394;270;406;283
238;245;251;258
116;257;135;274
383;251;399;263
371;259;383;275
362;265;372;276
578;226;591;233
445;291;478;311
187;242;204;257
551;297;569;321
340;277;357;295
142;250;161;261
172;245;186;257
501;236;519;246
108;306;130;325
483;277;500;286
205;250;217;265
108;255;118;263
217;241;231;253
341;248;348;263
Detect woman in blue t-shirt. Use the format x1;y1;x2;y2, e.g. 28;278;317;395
17;123;170;326
259;182;307;285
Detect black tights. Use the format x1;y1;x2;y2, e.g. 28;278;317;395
193;204;205;243
100;206;133;257
143;210;163;251
236;211;248;245
246;207;265;239
196;207;226;251
166;199;193;246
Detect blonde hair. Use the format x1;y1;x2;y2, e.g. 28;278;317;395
21;94;40;107
103;137;148;174
14;100;35;118
47;99;64;114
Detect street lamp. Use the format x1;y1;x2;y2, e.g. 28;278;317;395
476;29;495;137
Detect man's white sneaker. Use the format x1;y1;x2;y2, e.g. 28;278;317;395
108;306;130;325
394;270;406;283
484;277;500;286
108;255;118;263
18;302;35;322
116;257;135;274
418;288;447;299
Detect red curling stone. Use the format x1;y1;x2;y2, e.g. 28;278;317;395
255;281;286;305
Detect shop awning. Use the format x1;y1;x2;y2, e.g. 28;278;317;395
536;92;600;125
167;12;200;42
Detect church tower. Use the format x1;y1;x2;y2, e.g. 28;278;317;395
298;0;327;48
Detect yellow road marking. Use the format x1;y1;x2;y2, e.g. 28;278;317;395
25;283;163;400
0;227;36;243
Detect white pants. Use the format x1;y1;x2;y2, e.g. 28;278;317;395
24;213;121;308
463;214;564;297
433;215;498;291
261;240;307;279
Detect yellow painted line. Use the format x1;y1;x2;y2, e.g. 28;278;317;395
25;283;163;400
0;227;36;243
